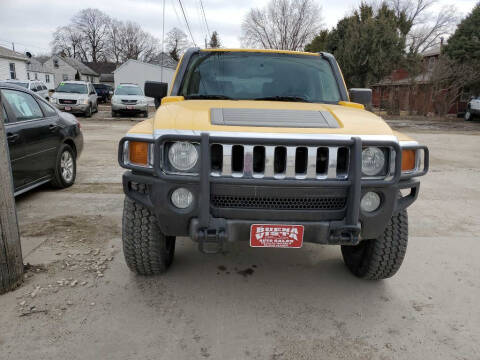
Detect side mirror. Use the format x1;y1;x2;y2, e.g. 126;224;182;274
32;88;38;92
145;81;168;108
349;88;372;107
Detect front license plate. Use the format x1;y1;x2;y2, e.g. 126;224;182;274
127;106;134;109
250;224;304;248
64;106;71;111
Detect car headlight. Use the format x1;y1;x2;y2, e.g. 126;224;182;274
168;142;198;171
78;99;89;105
362;147;386;176
49;97;57;104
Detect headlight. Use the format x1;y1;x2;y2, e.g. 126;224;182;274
79;98;89;105
168;142;198;171
362;147;386;176
49;97;57;104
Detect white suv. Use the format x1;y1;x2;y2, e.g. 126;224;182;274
4;80;49;100
50;81;98;117
465;96;480;121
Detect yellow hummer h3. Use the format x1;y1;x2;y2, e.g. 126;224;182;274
118;48;428;280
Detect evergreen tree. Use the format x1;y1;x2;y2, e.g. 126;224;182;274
444;3;480;63
208;31;221;48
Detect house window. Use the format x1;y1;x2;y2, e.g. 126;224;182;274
9;63;16;79
63;74;69;81
53;59;59;68
27;72;30;80
45;74;50;83
34;73;38;80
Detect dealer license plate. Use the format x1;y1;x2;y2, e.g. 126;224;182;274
127;106;134;109
64;106;71;111
250;224;304;248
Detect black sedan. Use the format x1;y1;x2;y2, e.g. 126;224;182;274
0;83;83;196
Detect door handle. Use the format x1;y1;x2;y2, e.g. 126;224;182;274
7;133;19;143
49;124;59;131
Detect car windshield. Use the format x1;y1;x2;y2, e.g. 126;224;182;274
6;81;28;88
115;86;143;95
56;83;88;94
179;51;341;103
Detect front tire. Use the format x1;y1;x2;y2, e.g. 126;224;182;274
122;184;176;275
341;210;408;280
51;144;76;188
85;105;92;118
464;109;473;121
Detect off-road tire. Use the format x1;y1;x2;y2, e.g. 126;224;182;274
51;144;76;188
122;184;176;275
341;210;408;280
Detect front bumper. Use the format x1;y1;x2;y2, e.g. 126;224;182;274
112;103;148;113
120;134;428;248
55;103;89;113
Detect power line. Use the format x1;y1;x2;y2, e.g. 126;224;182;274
177;0;197;47
199;0;210;38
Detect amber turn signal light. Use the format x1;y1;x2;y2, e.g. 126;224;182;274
401;150;416;171
129;141;149;165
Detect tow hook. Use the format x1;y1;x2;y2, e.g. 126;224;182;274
198;228;226;254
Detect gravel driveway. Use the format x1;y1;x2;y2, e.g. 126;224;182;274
1;107;479;360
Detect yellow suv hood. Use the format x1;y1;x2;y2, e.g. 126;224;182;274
132;100;395;137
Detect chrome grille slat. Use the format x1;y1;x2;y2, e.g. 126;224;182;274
327;147;338;179
211;144;351;180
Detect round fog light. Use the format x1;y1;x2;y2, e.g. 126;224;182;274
171;188;193;209
361;192;381;213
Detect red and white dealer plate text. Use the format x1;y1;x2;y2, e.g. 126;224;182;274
250;224;304;248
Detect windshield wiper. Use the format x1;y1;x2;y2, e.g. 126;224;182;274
185;94;233;100
254;96;311;103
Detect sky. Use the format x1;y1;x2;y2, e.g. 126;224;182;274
0;0;477;56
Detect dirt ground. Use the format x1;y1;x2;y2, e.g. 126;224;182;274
0;104;479;360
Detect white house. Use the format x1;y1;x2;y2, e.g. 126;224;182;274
113;59;177;98
26;57;56;90
44;55;99;87
0;45;28;81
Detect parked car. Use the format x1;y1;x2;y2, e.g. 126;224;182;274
93;83;112;103
111;83;148;117
118;48;429;280
3;80;49;100
464;96;480;121
0;83;83;196
50;81;98;117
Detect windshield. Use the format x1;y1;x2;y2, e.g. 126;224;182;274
6;81;28;88
179;52;341;103
56;83;87;94
115;86;143;96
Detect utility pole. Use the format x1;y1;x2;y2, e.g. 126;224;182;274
0;92;23;295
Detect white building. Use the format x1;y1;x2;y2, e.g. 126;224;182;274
0;45;28;81
44;55;99;87
113;59;177;99
26;57;56;90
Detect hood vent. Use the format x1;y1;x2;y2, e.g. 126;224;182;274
210;108;339;128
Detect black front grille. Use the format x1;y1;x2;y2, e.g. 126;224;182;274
211;195;346;210
121;100;137;105
59;99;76;104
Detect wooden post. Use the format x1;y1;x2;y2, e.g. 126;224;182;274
0;92;23;294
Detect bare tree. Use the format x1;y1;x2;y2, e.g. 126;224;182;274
241;0;322;51
429;55;480;115
166;28;190;61
388;0;458;54
106;19;123;64
72;8;110;62
51;26;86;59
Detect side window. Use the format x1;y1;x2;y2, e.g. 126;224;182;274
1;105;8;123
2;89;43;121
38;100;57;117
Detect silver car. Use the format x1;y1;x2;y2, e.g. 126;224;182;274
111;83;148;117
4;80;49;100
50;81;98;117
